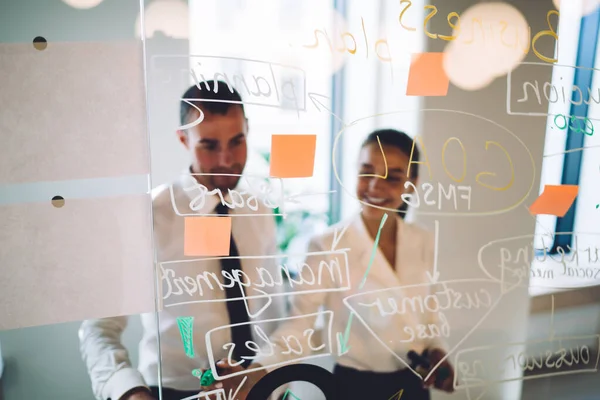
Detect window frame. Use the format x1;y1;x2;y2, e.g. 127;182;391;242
550;8;600;254
327;0;349;225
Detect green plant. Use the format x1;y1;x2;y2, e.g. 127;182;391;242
273;207;328;254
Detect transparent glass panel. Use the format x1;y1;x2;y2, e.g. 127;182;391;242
2;1;600;400
0;1;157;400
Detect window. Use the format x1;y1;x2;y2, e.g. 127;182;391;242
334;0;426;222
187;0;424;256
530;6;600;295
188;0;334;262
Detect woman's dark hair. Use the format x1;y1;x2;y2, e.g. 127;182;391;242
361;129;419;219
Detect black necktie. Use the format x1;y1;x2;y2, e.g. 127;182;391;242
215;203;255;366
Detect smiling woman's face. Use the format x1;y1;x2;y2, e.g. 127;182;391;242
356;142;416;220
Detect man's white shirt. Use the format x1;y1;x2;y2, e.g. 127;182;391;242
79;172;286;400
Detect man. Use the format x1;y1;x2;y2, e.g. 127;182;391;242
79;80;286;400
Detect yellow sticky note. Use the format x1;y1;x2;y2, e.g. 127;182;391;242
406;53;449;97
184;216;231;256
529;185;579;217
270;134;317;178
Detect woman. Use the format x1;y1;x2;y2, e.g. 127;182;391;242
213;129;455;399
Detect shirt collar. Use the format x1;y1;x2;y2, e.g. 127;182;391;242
351;211;409;281
353;211;405;245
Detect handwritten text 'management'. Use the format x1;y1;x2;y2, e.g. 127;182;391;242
160;250;350;306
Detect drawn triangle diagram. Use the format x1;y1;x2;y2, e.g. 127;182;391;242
342;279;504;381
464;384;490;400
282;388;301;400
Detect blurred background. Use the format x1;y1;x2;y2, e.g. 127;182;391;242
1;0;600;399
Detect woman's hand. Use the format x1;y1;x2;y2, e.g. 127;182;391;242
424;348;455;393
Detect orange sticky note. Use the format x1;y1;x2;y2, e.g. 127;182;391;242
270;134;317;178
184;216;231;256
406;53;449;96
529;185;579;217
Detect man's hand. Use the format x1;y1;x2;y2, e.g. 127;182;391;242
424;348;455;393
120;387;155;400
199;359;267;400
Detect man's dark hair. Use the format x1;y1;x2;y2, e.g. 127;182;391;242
361;129;419;219
180;80;245;126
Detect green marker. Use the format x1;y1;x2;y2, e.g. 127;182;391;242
192;368;216;387
201;369;216;386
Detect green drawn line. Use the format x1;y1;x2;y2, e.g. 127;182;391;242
358;213;388;289
339;313;354;354
282;388;301;400
176;316;195;358
340;213;388;354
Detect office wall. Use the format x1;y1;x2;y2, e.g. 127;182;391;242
0;0;187;399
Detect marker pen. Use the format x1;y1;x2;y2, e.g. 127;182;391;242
192;368;217;387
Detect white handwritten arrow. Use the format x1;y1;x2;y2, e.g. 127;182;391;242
425;220;440;283
331;219;353;251
226;375;247;400
242;288;272;319
307;92;347;126
284;190;337;205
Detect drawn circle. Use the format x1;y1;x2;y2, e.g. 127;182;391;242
51;196;65;208
570;115;584;133
331;109;537;217
476;234;535;283
554;114;567;130
33;36;48;51
246;364;339;400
